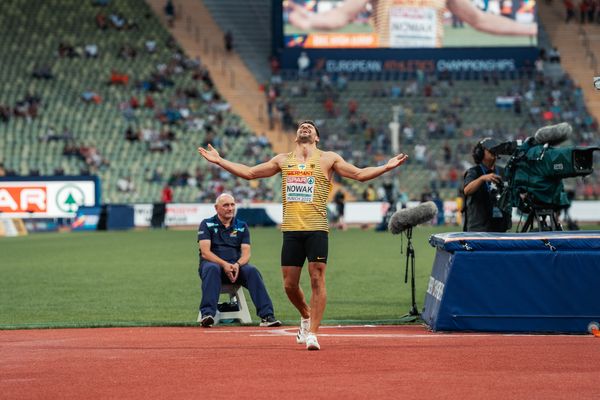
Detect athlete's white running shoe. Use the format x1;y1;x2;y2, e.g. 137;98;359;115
296;317;310;344
305;333;320;350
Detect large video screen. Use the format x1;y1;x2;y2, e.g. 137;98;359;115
283;0;537;48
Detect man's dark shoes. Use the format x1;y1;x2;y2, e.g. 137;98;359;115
259;315;282;327
200;315;214;327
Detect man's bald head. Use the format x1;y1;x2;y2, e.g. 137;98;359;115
215;193;235;206
214;193;236;224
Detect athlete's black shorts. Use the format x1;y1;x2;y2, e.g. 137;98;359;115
281;231;328;267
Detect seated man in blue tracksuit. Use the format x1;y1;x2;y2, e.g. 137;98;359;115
197;193;281;328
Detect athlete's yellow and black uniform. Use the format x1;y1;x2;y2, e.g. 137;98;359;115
280;150;332;266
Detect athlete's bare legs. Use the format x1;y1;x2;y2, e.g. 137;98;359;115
282;266;310;319
307;261;327;333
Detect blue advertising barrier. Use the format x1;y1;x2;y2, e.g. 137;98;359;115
422;231;600;333
236;208;276;227
72;206;102;231
96;205;134;231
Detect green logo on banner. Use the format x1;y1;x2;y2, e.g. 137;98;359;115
56;185;86;213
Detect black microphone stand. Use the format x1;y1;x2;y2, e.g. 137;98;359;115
400;226;420;322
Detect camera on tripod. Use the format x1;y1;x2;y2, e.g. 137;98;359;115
491;123;599;231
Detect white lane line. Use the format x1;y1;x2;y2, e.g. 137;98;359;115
249;332;593;338
203;328;591;339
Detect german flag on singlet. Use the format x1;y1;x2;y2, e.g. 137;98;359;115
281;150;331;232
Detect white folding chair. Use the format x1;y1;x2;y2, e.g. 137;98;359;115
197;283;252;325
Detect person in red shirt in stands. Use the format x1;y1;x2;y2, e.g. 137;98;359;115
161;184;173;203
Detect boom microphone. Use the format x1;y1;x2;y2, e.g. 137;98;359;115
388;201;438;234
534;122;572;146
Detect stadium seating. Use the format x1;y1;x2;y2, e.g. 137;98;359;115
202;0;273;84
0;0;278;203
1;0;597;205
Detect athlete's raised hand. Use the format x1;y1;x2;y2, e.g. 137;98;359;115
198;144;221;164
385;153;409;171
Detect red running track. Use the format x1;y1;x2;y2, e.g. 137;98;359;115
1;325;598;399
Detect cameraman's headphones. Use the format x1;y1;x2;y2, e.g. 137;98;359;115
472;138;494;164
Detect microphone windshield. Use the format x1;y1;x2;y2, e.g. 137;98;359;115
533;122;571;146
388;201;438;234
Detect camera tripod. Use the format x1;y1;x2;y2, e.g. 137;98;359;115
521;206;563;232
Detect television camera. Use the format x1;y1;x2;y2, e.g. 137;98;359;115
491;123;599;231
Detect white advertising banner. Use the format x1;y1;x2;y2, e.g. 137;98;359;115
135;201;600;228
0;179;98;218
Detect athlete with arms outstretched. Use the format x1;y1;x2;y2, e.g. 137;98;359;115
198;120;408;350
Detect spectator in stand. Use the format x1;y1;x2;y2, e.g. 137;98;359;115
125;126;139;141
145;167;163;183
324;97;336;117
129;95;139;109
443;142;452;163
403;123;415;144
333;190;347;230
579;0;590;22
145;39;157;53
414;143;427;164
0;105;10;122
269;55;280;74
224;30;233;52
81;89;102;104
164;0;175;27
39;126;73;142
587;0;596;21
109;70;129;85
117;176;135;193
297;51;310;78
161;184;173;203
118;44;137;60
144;94;155;109
96;12;108;29
362;183;377;201
58;42;76;58
85;43;99;58
542;109;554;122
109;13;126;29
32;64;53;80
348;99;358;116
548;47;561;63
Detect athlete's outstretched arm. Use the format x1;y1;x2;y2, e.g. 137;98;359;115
330;152;408;182
288;0;368;31
198;144;281;180
448;0;537;36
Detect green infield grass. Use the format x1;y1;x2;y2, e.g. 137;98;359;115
0;226;457;329
1;224;597;329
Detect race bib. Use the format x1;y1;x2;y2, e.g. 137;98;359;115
389;6;437;48
286;176;315;202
